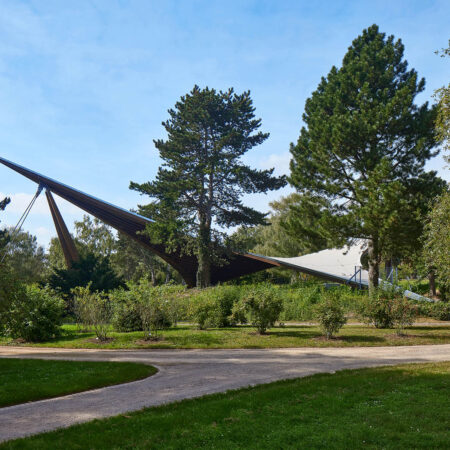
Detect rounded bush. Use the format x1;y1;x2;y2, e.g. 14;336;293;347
110;289;143;332
4;285;64;342
313;292;347;339
241;284;283;334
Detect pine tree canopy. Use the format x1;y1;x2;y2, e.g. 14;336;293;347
130;85;286;286
289;24;443;288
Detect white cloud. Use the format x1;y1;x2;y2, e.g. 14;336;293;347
34;226;53;249
259;152;291;176
0;191;79;216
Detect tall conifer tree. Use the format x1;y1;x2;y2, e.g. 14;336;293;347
289;25;439;289
131;86;286;287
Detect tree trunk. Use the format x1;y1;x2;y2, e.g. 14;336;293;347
385;258;393;282
368;238;380;292
165;264;170;284
428;271;436;297
196;220;211;288
150;264;156;286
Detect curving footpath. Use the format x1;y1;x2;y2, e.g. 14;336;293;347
1;344;449;443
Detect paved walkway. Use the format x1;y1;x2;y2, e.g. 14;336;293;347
1;344;449;443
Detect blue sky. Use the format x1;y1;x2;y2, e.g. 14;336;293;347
0;0;448;248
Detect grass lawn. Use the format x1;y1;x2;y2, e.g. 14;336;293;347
2;361;449;449
1;323;449;349
0;359;156;408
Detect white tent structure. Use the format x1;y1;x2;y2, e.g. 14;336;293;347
248;241;430;302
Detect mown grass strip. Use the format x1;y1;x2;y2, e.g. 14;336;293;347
0;358;156;408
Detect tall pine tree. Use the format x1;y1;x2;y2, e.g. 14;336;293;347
131;86;286;287
289;25;440;289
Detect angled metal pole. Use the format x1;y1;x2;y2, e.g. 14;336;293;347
46;190;79;268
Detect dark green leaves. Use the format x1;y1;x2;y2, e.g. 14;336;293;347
130;85;286;285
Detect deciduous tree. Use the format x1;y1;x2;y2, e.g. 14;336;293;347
433;41;449;163
424;189;450;300
1;228;46;284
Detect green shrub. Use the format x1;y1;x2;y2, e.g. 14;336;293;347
110;289;143;332
133;281;172;339
240;284;283;334
430;302;450;321
0;266;25;335
188;285;242;329
313;292;347;339
72;285;112;341
230;300;248;325
360;295;395;328
390;296;418;335
3;285;64;342
359;286;398;328
158;284;187;327
359;285;419;331
279;284;326;321
209;285;241;327
188;291;219;330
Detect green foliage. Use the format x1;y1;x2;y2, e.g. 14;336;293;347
433;41;449;162
254;194;325;257
46;237;70;271
359;285;418;330
47;224;178;285
229;194;330;283
313;292;347;339
359;287;397;328
163;285;188;327
240;284;283;334
278;283;322;321
427;302;450;321
74;215;116;258
131;280;174;339
424;190;450;300
48;252;125;304
72;285;112;341
2;285;64;342
266;193;329;256
289;24;441;288
208;285;241;326
390;296;418;335
188;285;242;329
1;229;47;284
188;292;219;330
229;300;248;326
110;282;186;334
111;232;178;284
0;265;24;328
109;289;143;332
129;85;286;287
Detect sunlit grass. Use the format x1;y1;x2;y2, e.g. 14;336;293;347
0;359;157;407
3;362;449;449
1;323;449;349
